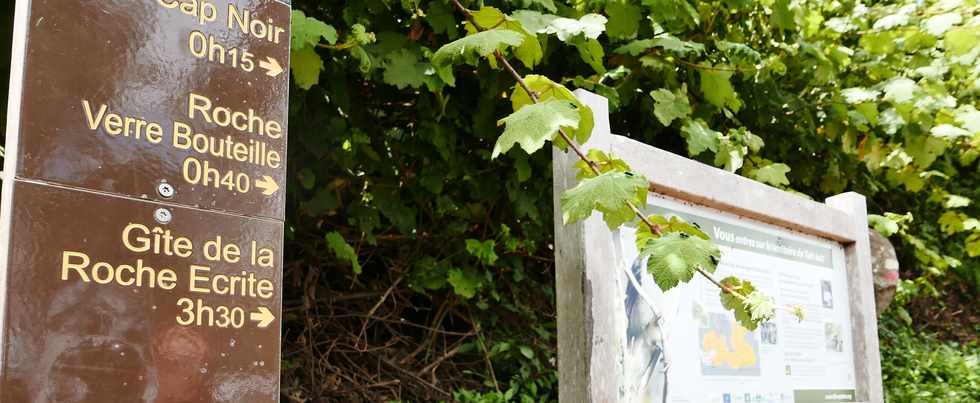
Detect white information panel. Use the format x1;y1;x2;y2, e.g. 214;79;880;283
615;195;857;403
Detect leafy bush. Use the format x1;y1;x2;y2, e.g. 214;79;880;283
880;313;980;403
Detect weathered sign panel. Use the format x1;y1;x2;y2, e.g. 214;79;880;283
617;197;857;402
553;91;883;403
1;181;282;402
1;0;291;401
14;0;290;219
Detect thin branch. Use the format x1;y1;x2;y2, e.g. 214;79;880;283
447;0;761;298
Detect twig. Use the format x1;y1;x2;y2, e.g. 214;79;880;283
446;0;762;298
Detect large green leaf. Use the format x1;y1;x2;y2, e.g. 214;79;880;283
650;86;692;126
641;233;720;291
325;232;362;275
291;10;337;49
291;47;324;90
543;14;607;41
464;7;543;68
511;75;595;145
493;100;580;158
699;68;741;111
560;171;648;228
432;29;526;86
680;119;721;156
383;49;428;89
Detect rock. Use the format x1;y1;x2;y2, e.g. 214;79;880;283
869;229;900;316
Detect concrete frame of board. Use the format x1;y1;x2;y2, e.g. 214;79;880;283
553;90;884;403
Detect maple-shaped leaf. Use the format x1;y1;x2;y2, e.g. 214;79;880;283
432;29;526;86
511;75;595;146
291;10;338;50
575;149;631;179
560;171;648;228
650;86;692;126
745;291;776;323
383;49;428;89
613;36;704;56
543;14;607;41
605;2;641;39
493;100;580;158
719;276;757;330
291;47;325;90
680;119;721;156
641;233;720;291
325;232;361;275
700;68;741;112
635;214;709;251
748;163;791;186
464;7;543;69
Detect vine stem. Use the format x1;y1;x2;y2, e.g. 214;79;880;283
448;0;750;300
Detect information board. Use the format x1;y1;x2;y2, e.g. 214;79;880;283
1;0;291;401
616;196;857;403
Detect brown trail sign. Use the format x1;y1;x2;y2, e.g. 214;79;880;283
1;0;291;401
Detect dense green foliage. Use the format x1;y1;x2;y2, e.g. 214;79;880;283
879;314;980;402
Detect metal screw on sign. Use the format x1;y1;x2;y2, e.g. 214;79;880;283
157;182;175;199
154;208;173;225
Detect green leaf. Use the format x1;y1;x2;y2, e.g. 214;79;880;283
290;46;325;90
427;0;458;40
431;29;526;86
744;291;776;323
519;345;535;359
570;36;607;74
945;26;980;56
383;49;428;89
464;8;543;69
869;214;899;237
967;234;980;258
938;211;966;235
699;68;741;111
748;163;791;186
291;10;337;49
650;86;692;126
614;36;704;56
447;268;483;299
605;2;642;39
494;100;581;158
882;78;918;104
543;14;607;41
945;194;972;209
680;119;721;156
771;0;795;31
641;233;720;291
636;214;710;250
526;0;558;12
841;87;880;104
465;239;499;266
931;124;971;139
511;10;558;34
575;149;631;179
511;75;595;145
923;12;961;36
719;277;757;330
325;232;361;274
560;171;649;228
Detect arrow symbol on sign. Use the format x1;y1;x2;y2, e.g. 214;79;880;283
250;306;276;328
255;175;279;196
259;56;284;77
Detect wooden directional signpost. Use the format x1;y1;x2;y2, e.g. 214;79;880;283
1;1;290;401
